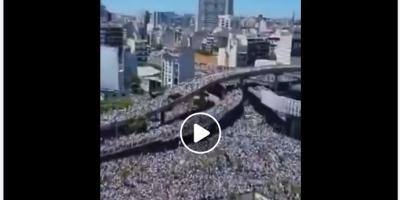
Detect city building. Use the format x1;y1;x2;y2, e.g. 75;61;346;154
150;12;162;28
101;46;124;92
218;15;233;30
191;30;208;49
107;13;135;24
147;50;164;68
230;16;241;30
291;25;301;57
217;47;228;66
143;10;151;25
101;45;139;93
160;12;178;25
257;19;268;34
226;36;238;67
174;28;183;47
148;27;163;47
274;29;292;65
134;11;151;41
149;11;178;28
195;14;199;32
137;66;162;92
218;33;260;67
181;34;192;48
100;23;126;47
135;40;149;65
195;51;219;72
201;33;215;52
101;23;134;91
198;0;234;31
170;15;183;27
223;33;248;67
161;28;176;49
123;21;140;39
123;49;138;88
182;14;195;28
162;48;195;87
241;17;257;29
160;27;185;48
246;36;269;66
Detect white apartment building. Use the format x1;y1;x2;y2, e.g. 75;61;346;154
274;29;292;65
162;48;194;87
220;33;248;67
257;19;268;34
101;46;122;91
137;66;162;92
218;15;233;30
126;38;149;65
217;47;228;66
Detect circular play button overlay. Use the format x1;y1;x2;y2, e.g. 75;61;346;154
179;112;222;154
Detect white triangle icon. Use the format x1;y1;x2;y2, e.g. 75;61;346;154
193;124;210;143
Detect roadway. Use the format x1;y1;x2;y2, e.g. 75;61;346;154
101;65;301;129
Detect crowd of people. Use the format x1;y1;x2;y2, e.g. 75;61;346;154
100;105;301;200
100;90;243;156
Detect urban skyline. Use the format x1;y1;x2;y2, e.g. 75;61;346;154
101;0;301;19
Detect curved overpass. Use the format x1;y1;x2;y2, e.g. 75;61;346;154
100;90;243;158
101;65;300;128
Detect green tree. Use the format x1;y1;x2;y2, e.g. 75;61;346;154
100;97;132;114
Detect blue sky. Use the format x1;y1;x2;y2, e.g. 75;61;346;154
101;0;301;19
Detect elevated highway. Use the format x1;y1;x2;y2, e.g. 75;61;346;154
248;87;301;117
101;65;300;129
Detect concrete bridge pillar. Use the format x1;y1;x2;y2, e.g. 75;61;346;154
273;73;282;92
160;111;165;124
287;116;300;140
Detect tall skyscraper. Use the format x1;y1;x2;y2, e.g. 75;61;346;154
141;11;151;40
150;12;162;28
144;11;151;25
291;11;295;25
198;0;234;31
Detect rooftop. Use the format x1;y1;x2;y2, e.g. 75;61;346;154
142;76;162;82
194;52;217;65
137;66;161;77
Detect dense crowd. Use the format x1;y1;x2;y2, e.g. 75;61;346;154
100;94;153;125
100;90;243;156
100;66;294;127
100;105;301;200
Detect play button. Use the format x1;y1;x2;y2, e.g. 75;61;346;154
193;124;210;143
180;112;221;154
